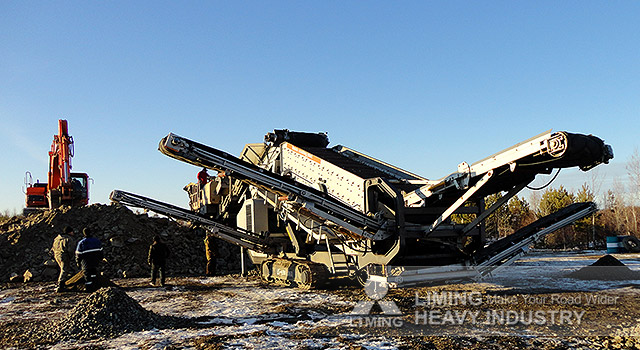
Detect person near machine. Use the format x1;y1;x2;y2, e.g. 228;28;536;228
204;233;217;276
148;235;170;286
52;226;76;292
197;168;209;188
197;167;211;203
75;227;103;292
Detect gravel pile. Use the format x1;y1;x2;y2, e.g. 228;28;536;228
0;203;244;282
48;286;180;341
568;255;640;280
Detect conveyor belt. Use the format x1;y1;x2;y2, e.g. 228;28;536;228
474;202;596;263
109;190;275;253
158;133;386;240
473;201;597;274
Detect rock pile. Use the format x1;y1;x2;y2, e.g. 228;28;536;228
0;203;244;282
49;287;180;341
568;254;640;280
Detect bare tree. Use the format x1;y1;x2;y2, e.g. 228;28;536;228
626;148;640;235
612;178;629;234
587;167;605;205
529;190;541;214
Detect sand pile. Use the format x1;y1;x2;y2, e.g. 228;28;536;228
568;255;640;280
47;287;181;341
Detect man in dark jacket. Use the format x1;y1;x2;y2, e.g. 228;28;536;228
75;227;103;292
148;235;170;286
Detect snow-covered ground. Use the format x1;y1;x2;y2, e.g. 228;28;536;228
44;276;387;350
485;250;640;291
3;250;640;349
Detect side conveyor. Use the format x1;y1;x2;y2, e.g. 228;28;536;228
474;201;597;271
109;189;275;253
369;202;597;287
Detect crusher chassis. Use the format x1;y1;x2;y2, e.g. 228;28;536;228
111;129;612;288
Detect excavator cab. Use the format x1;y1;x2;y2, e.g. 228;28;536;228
70;172;90;206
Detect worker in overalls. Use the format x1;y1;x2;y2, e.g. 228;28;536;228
52;226;76;292
204;233;217;276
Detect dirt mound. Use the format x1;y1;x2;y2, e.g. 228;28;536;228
49;287;180;341
589;254;626;267
568;255;640;280
0;203;244;282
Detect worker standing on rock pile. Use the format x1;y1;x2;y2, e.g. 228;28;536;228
52;226;76;293
75;228;103;292
148;235;170;286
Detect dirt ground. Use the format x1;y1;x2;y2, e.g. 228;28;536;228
2;251;640;349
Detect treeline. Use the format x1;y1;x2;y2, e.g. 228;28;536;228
0;210;15;225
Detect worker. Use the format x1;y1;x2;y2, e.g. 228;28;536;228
197;168;209;187
148;235;170;286
52;226;76;293
204;233;216;276
75;228;103;292
197;167;211;204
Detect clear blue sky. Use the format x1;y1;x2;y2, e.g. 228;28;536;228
1;1;638;214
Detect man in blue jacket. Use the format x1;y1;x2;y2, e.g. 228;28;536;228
76;227;103;292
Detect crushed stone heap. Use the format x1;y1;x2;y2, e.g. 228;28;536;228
49;287;179;341
0;203;244;282
568;254;640;280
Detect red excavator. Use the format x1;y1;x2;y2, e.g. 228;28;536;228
24;119;90;214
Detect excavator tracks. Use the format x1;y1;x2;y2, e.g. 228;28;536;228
260;258;329;290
